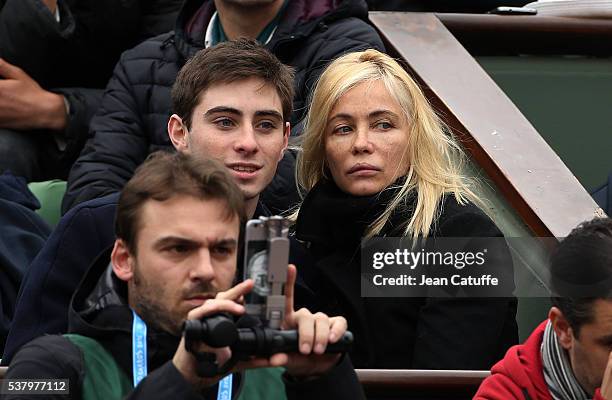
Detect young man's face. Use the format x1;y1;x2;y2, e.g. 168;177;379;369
169;77;289;204
559;299;612;395
113;195;240;335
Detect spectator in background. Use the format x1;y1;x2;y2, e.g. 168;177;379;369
0;0;182;180
475;217;612;400
0;173;51;351
591;171;611;216
62;0;384;215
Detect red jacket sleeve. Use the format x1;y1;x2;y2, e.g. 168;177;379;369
474;373;528;400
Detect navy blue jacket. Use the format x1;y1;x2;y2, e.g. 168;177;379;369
2;193;118;363
0;173;51;352
592;172;611;216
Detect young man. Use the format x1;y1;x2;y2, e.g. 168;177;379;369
62;0;384;214
475;217;612;400
2;39;308;363
166;37;292;218
4;152;364;399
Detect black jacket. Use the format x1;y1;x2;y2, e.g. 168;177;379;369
2;193;118;365
62;0;384;213
295;179;519;369
0;0;181;88
0;0;182;174
5;248;365;399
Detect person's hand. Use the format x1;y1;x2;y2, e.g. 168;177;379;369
279;264;346;377
236;264;347;378
601;351;612;399
172;280;253;390
0;58;67;131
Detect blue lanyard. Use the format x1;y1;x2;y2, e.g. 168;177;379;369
217;374;233;400
131;310;148;386
131;309;232;398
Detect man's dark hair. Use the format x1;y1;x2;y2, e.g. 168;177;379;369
550;217;612;337
172;38;295;129
115;151;246;254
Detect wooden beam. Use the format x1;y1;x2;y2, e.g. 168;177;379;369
369;12;605;237
357;369;489;398
438;13;612;56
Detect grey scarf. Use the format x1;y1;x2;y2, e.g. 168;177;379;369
541;320;590;400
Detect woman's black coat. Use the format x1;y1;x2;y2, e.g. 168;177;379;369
295;179;518;369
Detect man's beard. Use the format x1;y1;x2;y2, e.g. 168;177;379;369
133;293;181;336
130;265;220;336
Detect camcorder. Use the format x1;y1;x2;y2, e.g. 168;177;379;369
183;216;353;377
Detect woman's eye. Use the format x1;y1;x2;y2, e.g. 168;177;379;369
334;125;352;134
375;121;393;130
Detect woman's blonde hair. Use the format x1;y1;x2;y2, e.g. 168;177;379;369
294;49;484;239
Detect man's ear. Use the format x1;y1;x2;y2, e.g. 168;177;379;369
168;114;190;152
550;306;575;350
111;239;135;282
278;121;290;162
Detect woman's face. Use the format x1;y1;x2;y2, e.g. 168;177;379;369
324;80;410;196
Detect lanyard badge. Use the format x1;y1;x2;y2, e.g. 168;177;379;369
132;310;148;386
132;309;232;398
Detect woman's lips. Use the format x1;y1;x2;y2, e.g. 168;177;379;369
347;163;381;176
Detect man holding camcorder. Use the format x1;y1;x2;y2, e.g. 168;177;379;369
3;152;362;399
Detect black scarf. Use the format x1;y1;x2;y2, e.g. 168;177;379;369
295;178;414;250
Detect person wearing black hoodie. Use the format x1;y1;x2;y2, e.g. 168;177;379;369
4;152;364;400
62;0;384;215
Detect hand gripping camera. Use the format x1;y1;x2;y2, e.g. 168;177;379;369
183;216;353;377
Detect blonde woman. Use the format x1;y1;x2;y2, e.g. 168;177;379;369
293;50;517;369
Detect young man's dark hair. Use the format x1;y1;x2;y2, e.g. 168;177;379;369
550;217;612;337
171;38;295;129
115;151;246;255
